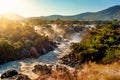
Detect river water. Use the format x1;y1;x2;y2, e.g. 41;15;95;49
0;32;82;79
0;39;71;79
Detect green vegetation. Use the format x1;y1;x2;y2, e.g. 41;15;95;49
70;20;120;64
0;18;55;64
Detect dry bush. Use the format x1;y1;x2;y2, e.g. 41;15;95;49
77;62;120;80
33;62;120;80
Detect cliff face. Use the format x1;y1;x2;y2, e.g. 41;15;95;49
0;40;56;64
0;18;57;65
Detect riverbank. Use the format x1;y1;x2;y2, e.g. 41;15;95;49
1;62;120;80
0;39;72;79
33;62;120;80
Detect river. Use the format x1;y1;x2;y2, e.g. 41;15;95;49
0;39;71;79
0;32;82;79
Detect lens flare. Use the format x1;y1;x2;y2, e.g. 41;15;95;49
0;0;19;13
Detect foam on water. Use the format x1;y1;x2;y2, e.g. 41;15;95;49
0;31;82;79
0;41;69;79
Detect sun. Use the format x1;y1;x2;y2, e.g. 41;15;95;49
0;0;19;14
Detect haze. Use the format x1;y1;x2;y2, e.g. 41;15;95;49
0;0;120;17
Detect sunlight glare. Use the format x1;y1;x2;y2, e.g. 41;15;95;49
0;0;19;14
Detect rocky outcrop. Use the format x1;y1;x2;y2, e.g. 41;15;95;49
32;64;75;80
14;74;31;80
1;70;18;79
34;41;56;56
30;47;40;58
32;64;52;75
61;54;82;68
32;64;75;75
1;70;31;80
0;40;56;65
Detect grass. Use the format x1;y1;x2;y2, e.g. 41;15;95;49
33;62;120;80
77;62;120;80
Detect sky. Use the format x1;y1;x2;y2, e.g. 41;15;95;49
0;0;120;17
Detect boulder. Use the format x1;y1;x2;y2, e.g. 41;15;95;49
15;74;31;80
32;64;52;75
1;70;18;79
1;70;31;80
30;47;40;58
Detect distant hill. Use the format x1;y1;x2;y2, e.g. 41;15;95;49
47;5;120;20
0;12;24;20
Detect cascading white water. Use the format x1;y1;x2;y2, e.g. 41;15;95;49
0;38;73;79
0;28;83;79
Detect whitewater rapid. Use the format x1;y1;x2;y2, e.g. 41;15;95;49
0;39;72;79
0;32;82;79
